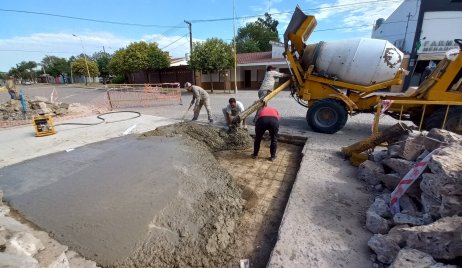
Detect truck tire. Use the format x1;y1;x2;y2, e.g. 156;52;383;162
306;99;348;134
425;107;462;135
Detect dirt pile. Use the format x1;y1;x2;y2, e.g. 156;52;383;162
356;128;462;267
0;97;70;120
143;122;253;151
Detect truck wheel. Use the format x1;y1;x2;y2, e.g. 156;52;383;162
425;106;462;134
306;99;348;134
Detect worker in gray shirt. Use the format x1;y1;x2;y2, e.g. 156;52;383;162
258;65;290;98
185;82;213;123
222;97;246;128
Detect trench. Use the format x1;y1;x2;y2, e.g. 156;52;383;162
0;122;302;267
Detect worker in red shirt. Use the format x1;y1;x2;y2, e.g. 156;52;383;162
252;106;280;161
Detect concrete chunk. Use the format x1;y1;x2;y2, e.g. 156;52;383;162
421;193;441;219
439;195;462;217
0;252;38;267
357;160;384;185
420;173;442;200
368;197;392;218
399;194;418;216
391;248;436;268
401;216;462;260
393;213;424;226
424;128;462;152
367;234;400;264
382;158;415;178
5;232;44;257
399;135;426;161
366;211;391;234
34;231;70;268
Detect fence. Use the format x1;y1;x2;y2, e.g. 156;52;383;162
0;83;182;129
105;83;182;109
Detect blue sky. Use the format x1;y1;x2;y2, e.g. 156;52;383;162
0;0;404;72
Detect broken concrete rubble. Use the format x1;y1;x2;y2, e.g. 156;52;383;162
0;97;70;121
358;129;462;266
400;216;462;260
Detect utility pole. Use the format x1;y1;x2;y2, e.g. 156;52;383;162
233;0;238;94
184;20;195;84
73;34;91;86
402;12;411;52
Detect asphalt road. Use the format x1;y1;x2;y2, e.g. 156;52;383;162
1;83;400;136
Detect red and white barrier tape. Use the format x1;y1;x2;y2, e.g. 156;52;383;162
390;149;438;214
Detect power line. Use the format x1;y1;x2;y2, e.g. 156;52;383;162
190;0;402;23
160;34;189;50
0;8;187;28
0;49;74;54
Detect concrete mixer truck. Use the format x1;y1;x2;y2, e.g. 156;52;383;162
234;6;462;134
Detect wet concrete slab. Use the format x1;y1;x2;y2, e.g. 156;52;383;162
0;135;204;265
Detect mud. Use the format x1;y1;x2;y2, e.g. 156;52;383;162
144;122;253;151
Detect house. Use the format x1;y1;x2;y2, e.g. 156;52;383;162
199;41;290;90
372;0;462;89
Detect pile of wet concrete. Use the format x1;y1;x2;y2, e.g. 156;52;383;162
356;128;462;267
0;122;254;267
0;97;70;120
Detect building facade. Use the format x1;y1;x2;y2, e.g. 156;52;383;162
372;0;462;88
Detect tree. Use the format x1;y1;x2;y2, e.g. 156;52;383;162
72;58;99;82
189;38;233;92
108;41;169;82
236;13;279;53
41;56;70;77
93;51;112;84
8;61;37;81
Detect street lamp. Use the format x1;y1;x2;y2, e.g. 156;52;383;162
72;34;91;86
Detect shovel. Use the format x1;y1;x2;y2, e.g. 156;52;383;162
181;103;193;121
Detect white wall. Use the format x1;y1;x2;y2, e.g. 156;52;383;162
372;0;420;54
417;11;462;54
230;63;288;82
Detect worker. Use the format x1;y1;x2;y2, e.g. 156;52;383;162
254;66;289;123
5;76;18;100
258;65;290;98
223;97;246;129
184;82;213;123
252;105;280;161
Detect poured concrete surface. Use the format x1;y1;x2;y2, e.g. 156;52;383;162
0;132;244;267
268;133;373;268
0;136;186;264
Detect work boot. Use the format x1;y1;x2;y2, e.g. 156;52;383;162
270;155;277;161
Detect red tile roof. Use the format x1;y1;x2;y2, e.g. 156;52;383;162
237;51;285;64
